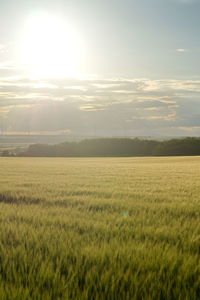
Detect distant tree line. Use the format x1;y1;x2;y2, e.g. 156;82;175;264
2;137;198;157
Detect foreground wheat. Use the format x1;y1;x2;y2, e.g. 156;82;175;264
0;157;199;299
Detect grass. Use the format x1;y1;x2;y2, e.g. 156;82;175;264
0;157;199;299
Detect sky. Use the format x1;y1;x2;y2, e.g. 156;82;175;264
0;0;200;137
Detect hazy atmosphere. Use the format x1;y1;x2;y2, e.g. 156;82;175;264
0;2;200;299
0;0;200;136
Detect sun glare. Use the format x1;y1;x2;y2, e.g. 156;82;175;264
20;13;86;77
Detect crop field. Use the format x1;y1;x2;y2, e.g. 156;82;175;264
0;157;199;299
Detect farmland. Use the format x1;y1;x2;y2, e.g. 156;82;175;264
0;157;199;299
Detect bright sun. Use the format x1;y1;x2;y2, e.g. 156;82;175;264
20;13;85;77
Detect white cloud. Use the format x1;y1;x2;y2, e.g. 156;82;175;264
0;75;200;136
176;48;188;52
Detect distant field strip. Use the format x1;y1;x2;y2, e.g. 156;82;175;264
0;157;199;299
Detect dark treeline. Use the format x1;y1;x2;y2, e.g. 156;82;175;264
3;137;199;157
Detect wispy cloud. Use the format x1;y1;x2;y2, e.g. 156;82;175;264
176;48;188;52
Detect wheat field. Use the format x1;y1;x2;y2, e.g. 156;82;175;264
0;157;199;299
